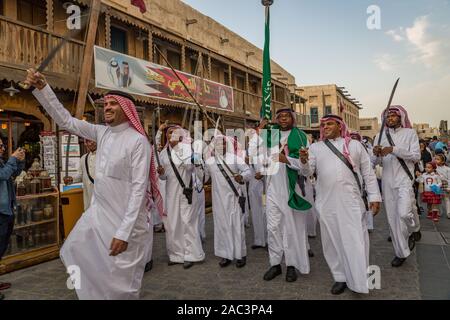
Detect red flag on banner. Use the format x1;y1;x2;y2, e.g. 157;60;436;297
131;0;147;13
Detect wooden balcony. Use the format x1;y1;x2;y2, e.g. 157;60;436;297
0;16;85;91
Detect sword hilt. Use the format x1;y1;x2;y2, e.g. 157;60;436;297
18;81;33;90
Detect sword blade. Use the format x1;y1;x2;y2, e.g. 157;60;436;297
152;110;161;166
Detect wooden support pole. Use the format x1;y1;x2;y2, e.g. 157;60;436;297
148;29;153;61
74;0;101;120
46;0;54;31
105;9;111;49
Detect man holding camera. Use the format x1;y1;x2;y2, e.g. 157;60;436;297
0;140;25;300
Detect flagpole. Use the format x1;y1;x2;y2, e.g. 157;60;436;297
260;0;274;206
260;0;273;122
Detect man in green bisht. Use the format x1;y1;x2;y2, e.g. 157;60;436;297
250;108;312;282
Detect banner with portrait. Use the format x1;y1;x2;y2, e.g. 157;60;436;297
94;46;234;112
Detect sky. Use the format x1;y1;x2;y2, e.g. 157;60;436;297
181;0;450;127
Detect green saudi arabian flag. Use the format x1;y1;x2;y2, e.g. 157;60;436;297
260;5;272;120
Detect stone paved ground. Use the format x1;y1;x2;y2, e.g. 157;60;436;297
415;207;450;300
0;206;423;300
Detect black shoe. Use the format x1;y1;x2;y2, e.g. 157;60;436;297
285;266;297;282
219;258;232;268
236;257;247;268
391;256;406;267
308;249;314;258
413;231;422;242
183;261;194;269
168;261;181;266
387;236;392;242
331;282;347;295
263;265;282;281
0;292;4;300
408;235;416;251
144;260;153;273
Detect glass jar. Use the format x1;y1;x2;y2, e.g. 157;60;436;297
26;231;35;248
34;230;41;247
30;177;41;194
43;204;54;219
29;158;42;177
32;209;44;222
39;170;52;191
23;173;33;194
17;181;26;196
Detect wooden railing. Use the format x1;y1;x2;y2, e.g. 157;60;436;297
0;16;85;81
232;88;288;119
296;113;311;128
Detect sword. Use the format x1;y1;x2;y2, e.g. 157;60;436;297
19;16;88;90
152;109;161;167
377;78;400;146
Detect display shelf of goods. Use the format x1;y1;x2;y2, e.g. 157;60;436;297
0;193;60;275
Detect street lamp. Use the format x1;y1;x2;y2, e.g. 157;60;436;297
261;0;274;6
3;81;19;97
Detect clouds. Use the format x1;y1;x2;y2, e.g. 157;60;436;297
379;15;450;70
374;54;395;71
386;28;404;42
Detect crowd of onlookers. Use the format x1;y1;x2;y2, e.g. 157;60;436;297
415;135;450;221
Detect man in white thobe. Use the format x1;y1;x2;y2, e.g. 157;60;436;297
200;135;251;268
298;115;381;295
193;168;206;242
157;125;205;269
26;70;163;300
247;163;267;249
73;139;96;210
373;106;421;267
251;109;312;283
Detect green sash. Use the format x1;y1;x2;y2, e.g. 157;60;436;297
263;125;312;211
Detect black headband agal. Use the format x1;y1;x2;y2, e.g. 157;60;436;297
105;90;136;104
321;114;343;121
275;108;295;115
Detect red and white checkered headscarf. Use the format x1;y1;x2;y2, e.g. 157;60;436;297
320;115;355;168
104;93;165;217
382;105;413;129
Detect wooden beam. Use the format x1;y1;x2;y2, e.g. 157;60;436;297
75;0;101;119
181;44;186;71
105;9;111;49
46;0;54;31
148;29;153;62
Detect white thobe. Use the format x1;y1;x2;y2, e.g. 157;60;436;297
75;152;96;210
201;153;251;260
33;85;152;300
248;166;267;247
437;165;450;218
298;138;382;293
304;177;318;238
252;130;310;274
159;145;205;263
373;127;420;259
193;169;206;240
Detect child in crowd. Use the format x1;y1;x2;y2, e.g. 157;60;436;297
435;154;450;219
416;162;442;222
